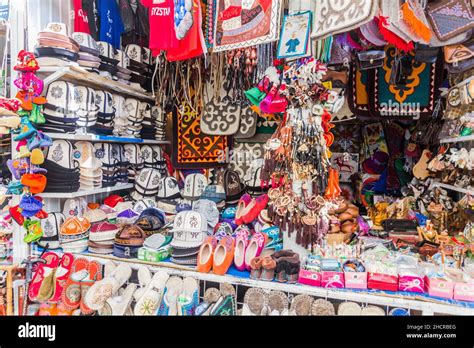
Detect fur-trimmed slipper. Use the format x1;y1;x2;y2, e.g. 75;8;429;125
48;253;74;303
260;256;277;281
289;294;313;316
249;257;263;280
177;277;199;316
242;287;267;315
28;252;60;301
79;261;103;314
157;276;183;316
60;258;89;310
267;290;288;315
311;299;335;316
338;301;362;315
134;270;169;316
99;283;137;316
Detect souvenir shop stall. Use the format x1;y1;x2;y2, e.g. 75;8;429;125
0;0;473;317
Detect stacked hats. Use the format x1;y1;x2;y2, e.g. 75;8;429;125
182;173;208;201
152;106;167;141
112;144;130;184
192;199;219;234
71;32;101;71
114;50;133;84
112;95;129;136
216;169;245;204
141;145;167;177
83;208;107;225
131;168;161;201
124;98;143;138
155;176;181;220
88;221;119;254
43;140;80;192
139;102;157;140
116;208;140;225
62;197;88;218
59;216;90;253
133;199;157;214
34;23;79;65
93;143;117;187
200;184;226;208
99;204;118;222
124;144;143;183
90;90;115;135
96;41;119;80
38;212;65;249
135;207;166;237
113;225;146;258
170;211;207;265
124;44;150;91
74;141;102;190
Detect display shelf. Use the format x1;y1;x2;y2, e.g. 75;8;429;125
39;184;133;199
430;182;474;196
36;250;474;316
44;132;170;145
439;134;474;144
37;65;155;102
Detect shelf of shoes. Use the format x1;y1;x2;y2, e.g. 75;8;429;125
39;183;134;199
439;134;474;144
429;182;474;196
44;132;170;145
37;65;155;102
31;248;474;316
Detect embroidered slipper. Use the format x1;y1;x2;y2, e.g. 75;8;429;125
60;258;89;310
234;193;252;225
244;232;267;271
48;253;74;303
311;299;335;316
134;270;169;316
36;267;57;303
242;287;267;315
338;301;362;315
260;256;277;281
197;236;217;273
209;294;237;316
84;263;132;311
177;277;199;316
267;290;288;315
242;194;269;225
99;283;137;316
212;236;235;275
289;294;313;316
203;287;221;304
233;227;250;271
219;282;236;299
28;251;60;301
133;265;152;302
79;261;103;314
157;276;183;316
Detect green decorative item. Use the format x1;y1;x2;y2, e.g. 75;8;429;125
244;87;266;106
29;104;45;125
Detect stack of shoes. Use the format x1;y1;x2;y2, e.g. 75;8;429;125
139;102;157;140
90;90;115;135
124;144;143;183
71;32;101;71
152;106;167;141
96;41;119;80
124;44;149;91
113;225;146;259
112;144;130;184
170;211;207;266
88;221;119;254
93;143;118;188
75;141;102;190
114;50;132;84
34;22;79;66
112;95;129;136
59;216;91;253
124;98;142;138
43;140;80;192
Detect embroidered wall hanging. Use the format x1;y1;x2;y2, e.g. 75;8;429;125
369;45;443;118
311;0;378;40
235;105;258;139
276;11;312;59
173;103;229;169
348;64;373;117
213;0;282;52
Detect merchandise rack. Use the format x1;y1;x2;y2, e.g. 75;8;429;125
31;247;474;316
44;132;170;145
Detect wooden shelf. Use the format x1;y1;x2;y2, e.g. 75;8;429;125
44;132;170;145
40;184;133;199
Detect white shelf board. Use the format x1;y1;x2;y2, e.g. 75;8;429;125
38;251;474;316
37;65;154;102
40;184;134;199
439;134;474;144
44;132;170;145
430;182;474;196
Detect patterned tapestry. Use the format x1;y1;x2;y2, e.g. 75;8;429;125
213;0;282;52
173;103;229;169
348;64;373;117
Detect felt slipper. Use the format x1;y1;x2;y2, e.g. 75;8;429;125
48;253;74;303
203;288;221;304
242;287;267;315
28;251;60;301
233;227;250;271
133;265;152;302
260;256;277;281
244;232;267;271
267;290;288;315
177;277;199;316
157;276;183;316
219;282;236;299
289;294;313;316
197;236;217;273
361;305;385;316
242;194;269;225
234;193;252;225
134;271;169;316
338;301;362;315
249;257;262;280
212;236;235;275
99;283;137;316
60;258;89;310
311;299;335;316
79;261;103;315
84;263;132;311
209;294;237;316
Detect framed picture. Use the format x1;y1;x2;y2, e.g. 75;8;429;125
276;11;312;59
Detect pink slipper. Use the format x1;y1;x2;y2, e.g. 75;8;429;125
242;194;269;225
234;227;250;271
244;232;267;271
235;194;252;225
28;252;60;301
48;253;74;303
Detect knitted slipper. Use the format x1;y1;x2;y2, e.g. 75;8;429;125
48;253;74;303
242;287;267;315
99;283;137;316
157;276;183;316
289;294;313;316
134;271;170;315
267;290;288;315
28;251;60;301
60;258;90;310
177;277;199;316
311;299;335;316
79;261;103;314
338;301;362;315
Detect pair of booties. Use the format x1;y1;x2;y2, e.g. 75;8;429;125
272;250;300;284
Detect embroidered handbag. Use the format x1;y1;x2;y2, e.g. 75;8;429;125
426;0;474;41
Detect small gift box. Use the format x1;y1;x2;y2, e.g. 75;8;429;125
424;276;454;299
368;273;398;291
453;282;474;302
321;271;345;288
298;269;321;287
345;272;368;289
398;274;425;293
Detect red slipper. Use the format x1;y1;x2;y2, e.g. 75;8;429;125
79;261;103;315
61;258;89;310
48;253;74;303
235;194;252;225
28;252;60;301
242;194;269;225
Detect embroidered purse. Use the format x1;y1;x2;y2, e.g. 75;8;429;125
426;0;474;41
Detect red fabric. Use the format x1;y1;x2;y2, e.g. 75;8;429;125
73;0;91;34
141;0;177;52
377;16;414;52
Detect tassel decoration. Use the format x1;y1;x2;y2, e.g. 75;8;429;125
400;3;431;44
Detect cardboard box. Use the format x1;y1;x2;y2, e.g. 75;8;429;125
321;271;345;288
298;269;321;287
344;272;368;289
424;276;454;299
137;246;172;263
398;274;425;293
368;273;398;291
